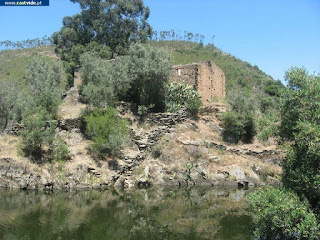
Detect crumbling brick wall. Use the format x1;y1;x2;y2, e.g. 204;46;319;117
169;61;226;104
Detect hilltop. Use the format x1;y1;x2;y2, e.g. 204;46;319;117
0;42;283;99
151;41;283;97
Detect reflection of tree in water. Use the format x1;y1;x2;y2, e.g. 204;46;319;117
0;188;253;240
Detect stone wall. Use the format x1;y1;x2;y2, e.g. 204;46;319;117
170;61;226;104
3;118;82;135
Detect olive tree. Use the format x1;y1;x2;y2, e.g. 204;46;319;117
0;79;16;130
80;52;130;107
80;44;171;112
124;43;171;111
24;56;67;116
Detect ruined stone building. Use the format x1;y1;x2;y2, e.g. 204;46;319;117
169;61;226;104
73;60;226;105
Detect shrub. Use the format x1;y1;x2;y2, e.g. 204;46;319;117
84;107;128;154
259;96;274;113
24;56;67;116
80;52;130;108
151;145;162;158
0;79;16;130
165;82;202;115
257;110;279;141
263;79;284;97
247;187;320;240
283;122;320;212
125;43;171;111
51;138;69;162
222;111;256;144
20;108;55;160
227;90;256;113
222;90;257;143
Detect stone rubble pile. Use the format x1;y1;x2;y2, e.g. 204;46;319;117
113;109;189;186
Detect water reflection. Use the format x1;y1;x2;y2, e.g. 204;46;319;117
0;187;254;240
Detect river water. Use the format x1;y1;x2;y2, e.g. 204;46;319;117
0;187;254;240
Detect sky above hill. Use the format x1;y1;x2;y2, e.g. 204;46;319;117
0;0;319;82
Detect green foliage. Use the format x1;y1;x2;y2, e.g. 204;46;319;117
283;122;320;212
247;187;320;240
277;68;320;212
151;145;162;158
263;79;284;97
0;79;17;130
123;43;171;111
51;138;69;162
81;43;171;111
0;46;55;85
259;96;275;113
84;107;128;154
53;0;151;62
222;91;257;144
279;67;320;141
80;52;131;107
222;111;244;143
165;82;202;115
257;110;280;141
24;56;67;116
227;90;256;113
20;108;55;159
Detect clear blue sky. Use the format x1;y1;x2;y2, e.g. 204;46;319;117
1;0;319;81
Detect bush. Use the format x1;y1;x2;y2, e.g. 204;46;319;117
20;108;55;160
51;138;69;162
24;56;67;116
257;110;279;141
125;43;171;111
263;79;284;97
247;187;320;240
0;79;16;130
259;96;274;113
222;90;257;143
279;67;320;141
151;145;162;158
222;111;245;143
84;107;128;154
283;122;320;212
80;52;130;108
227;90;256;113
165;82;202;115
222;111;256;144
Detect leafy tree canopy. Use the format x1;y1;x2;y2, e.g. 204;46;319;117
280;67;320;140
279;67;320;212
53;0;152;62
24;56;67;116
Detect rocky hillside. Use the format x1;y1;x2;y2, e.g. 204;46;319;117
0;42;284;190
0;85;283;190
